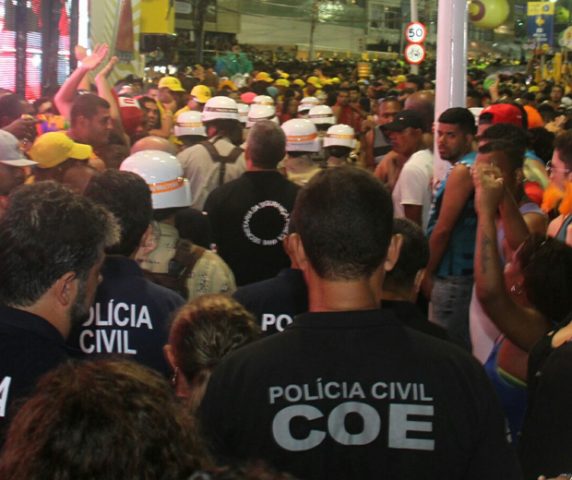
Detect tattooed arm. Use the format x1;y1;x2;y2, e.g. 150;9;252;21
474;164;550;351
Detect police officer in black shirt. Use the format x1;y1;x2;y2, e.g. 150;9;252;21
200;167;520;480
0;181;119;437
204;120;299;286
67;170;185;376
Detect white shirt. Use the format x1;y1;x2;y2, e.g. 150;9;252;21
392;149;434;231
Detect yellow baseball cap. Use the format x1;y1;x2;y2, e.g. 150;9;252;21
218;80;238;92
158;76;186;92
28;132;93;169
191;85;212;103
293;79;306;87
254;72;273;83
275;78;290;87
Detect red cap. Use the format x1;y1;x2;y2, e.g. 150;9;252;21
479;103;524;128
118;97;143;135
240;92;257;105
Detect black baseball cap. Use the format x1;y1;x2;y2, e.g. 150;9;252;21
381;110;425;132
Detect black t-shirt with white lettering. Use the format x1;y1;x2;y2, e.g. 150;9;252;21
199;309;521;480
66;256;184;377
0;305;69;439
233;268;308;336
204;171;299;286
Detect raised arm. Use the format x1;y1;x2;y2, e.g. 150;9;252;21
94;56;120;121
473;164;551;351
54;44;109;120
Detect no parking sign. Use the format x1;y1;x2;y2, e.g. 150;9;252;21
404;22;427;65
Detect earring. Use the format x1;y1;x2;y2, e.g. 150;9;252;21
510;283;523;296
171;367;179;388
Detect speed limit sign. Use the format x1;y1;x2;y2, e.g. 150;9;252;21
405;22;427;44
404;43;426;65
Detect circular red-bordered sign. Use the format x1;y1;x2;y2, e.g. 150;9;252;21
404;43;426;65
405;22;427;44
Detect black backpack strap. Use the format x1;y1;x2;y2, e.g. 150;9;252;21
199;140;223;163
199;139;244;186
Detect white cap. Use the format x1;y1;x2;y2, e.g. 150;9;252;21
202;96;239;122
308;105;335;125
174;110;207;137
281;119;320;153
324;124;356;148
247;104;278;128
252;95;275;106
0;130;36;167
297;96;320;113
120;150;191;209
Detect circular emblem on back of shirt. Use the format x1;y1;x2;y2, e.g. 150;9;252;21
242;201;290;246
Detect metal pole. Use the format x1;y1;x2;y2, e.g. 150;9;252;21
433;0;469;182
309;0;319;61
410;0;419;74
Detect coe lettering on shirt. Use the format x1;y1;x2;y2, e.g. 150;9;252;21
78;302;153;354
261;313;293;332
269;378;435;452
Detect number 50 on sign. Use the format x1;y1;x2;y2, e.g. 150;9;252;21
405;22;427;44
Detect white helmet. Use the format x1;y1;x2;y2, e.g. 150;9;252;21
252;95;275;106
297;96;320;114
237;103;249;124
120;150;191;209
247;104;278;128
324;124;356;148
308;105;335;125
202;96;239;122
174;110;206;137
281;119;320;153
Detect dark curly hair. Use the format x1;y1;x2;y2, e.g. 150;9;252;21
0;359;210;480
518;235;572;324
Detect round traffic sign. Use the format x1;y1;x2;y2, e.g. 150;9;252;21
561;26;572;49
404;43;426;64
405;22;427;44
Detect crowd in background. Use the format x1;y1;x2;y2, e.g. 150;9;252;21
1;42;572;480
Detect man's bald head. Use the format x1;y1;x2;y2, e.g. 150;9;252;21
130;136;177;155
404;91;435;132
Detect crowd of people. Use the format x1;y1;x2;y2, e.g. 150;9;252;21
1;41;572;479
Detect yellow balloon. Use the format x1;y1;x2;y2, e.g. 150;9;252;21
469;0;510;30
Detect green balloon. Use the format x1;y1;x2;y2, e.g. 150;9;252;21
483;74;497;92
556;6;570;24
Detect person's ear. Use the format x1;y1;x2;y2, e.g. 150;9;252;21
288;233;309;271
413;268;426;294
0;196;9;213
245;141;254;169
53;271;78;307
137;224;157;261
384;233;403;272
75;115;87;129
163;344;177;371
